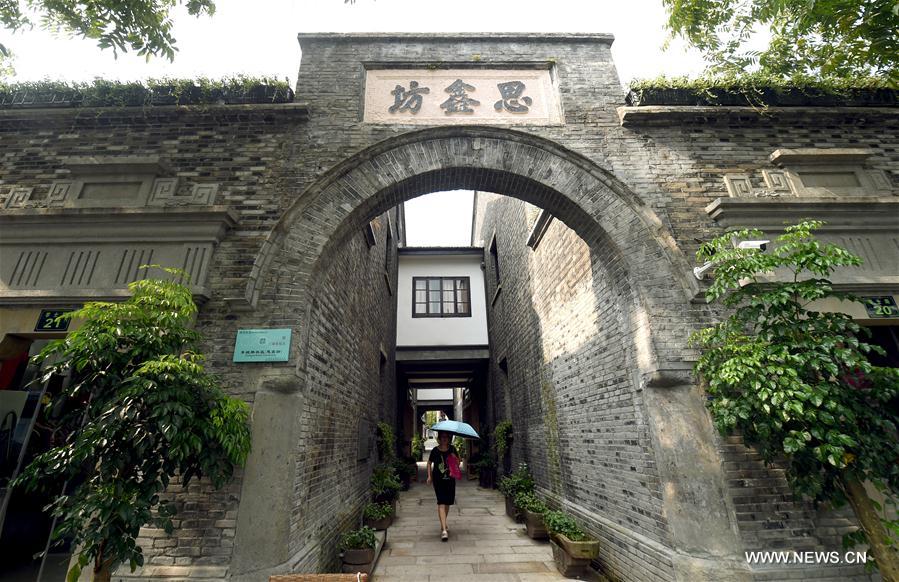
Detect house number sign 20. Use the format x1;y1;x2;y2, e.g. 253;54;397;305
861;296;899;319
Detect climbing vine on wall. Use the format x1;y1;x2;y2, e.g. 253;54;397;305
540;374;563;494
494;420;513;459
377;422;396;461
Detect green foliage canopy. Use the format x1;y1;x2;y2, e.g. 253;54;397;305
1;0;215;60
663;0;899;85
0;77;293;107
691;221;899;565
13;267;251;581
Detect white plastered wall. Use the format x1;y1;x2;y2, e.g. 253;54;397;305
396;254;488;347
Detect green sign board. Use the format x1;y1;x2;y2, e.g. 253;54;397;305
34;309;73;332
233;328;291;362
861;296;899;319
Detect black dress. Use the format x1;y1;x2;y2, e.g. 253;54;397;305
428;445;457;505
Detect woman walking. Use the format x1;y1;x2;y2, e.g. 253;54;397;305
426;431;459;541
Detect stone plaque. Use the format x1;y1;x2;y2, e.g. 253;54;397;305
364;69;562;125
233;328;292;362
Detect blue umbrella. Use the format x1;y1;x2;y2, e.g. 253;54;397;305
431;420;480;439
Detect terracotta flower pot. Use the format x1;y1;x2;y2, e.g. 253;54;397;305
523;509;548;540
341;547;375;565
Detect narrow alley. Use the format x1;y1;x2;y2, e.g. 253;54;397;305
372;469;596;581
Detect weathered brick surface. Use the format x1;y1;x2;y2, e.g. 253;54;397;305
2;33;896;580
477;194;671;580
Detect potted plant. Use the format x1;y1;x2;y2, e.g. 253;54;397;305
515;491;549;540
471;454;497;489
339;526;377;573
362;501;394;530
466;450;481;480
370;464;401;511
411;434;424;461
391;456;416;490
497;463;534;521
403;454;419;482
544;510;600;577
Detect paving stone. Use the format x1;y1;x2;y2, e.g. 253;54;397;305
373;479;572;581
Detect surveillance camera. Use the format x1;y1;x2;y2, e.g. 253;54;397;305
693;261;715;280
735;240;770;252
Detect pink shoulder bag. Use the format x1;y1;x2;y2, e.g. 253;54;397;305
447;453;462;480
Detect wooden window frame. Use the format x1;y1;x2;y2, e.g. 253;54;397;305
412;276;472;318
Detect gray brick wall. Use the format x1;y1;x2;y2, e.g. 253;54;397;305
477;194;671;581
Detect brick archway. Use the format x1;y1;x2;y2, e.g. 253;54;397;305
232;126;742;581
249;126;698;384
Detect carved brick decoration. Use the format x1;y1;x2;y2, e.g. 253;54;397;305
723;174;753;197
191;183;220;205
3;187;35;208
48;181;73;206
869;169;893;193
148;178;181;206
762;170;792;194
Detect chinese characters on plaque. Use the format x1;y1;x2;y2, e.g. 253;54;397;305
389;80;429;114
233;328;292;363
364;69;561;125
389;78;532;116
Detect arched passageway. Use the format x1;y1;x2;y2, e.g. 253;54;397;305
230;127;743;582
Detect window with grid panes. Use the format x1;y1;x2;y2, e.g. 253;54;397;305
412;277;471;317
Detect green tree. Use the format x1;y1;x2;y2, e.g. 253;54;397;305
13;267;251;582
663;0;899;85
691;221;899;577
1;0;215;63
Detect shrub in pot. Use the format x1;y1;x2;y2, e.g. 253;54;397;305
370;463;401;503
391;456;416;490
339;525;377;573
515;491;548;539
362;501;394;530
497;463;534;520
411;434;424;461
544;510;600;577
471;453;497;488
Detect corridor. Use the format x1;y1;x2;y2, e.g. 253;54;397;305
372;472;596;581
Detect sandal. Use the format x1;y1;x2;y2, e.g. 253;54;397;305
441;530;448;541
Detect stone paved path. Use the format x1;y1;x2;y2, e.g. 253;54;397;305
372;469;593;581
